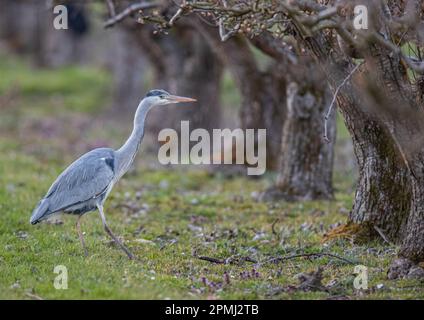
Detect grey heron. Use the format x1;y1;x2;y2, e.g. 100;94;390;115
30;89;196;259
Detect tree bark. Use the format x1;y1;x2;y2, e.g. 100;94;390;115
248;35;336;201
302;22;423;266
351;48;424;267
300;31;412;242
400;154;424;262
262;81;335;201
348;44;416;243
343;98;411;242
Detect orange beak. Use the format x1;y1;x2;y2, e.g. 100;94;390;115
167;95;197;103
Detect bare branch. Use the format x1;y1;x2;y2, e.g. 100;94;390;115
219;20;240;41
264;252;357;265
105;0;116;17
324;62;363;143
370;32;424;74
169;7;183;26
197;256;225;264
197;255;257;264
218;0;240;41
249;31;297;63
104;1;159;28
299;7;338;27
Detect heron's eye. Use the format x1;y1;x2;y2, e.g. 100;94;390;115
159;95;165;99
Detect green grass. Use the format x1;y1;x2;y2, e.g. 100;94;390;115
0;54;422;300
0;54;111;115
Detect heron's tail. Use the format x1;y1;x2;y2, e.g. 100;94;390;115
30;199;50;225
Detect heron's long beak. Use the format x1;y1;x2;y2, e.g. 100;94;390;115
167;95;197;103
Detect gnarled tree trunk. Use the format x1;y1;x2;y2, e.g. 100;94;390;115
400;154;424;262
303;24;423;269
347;44;415;243
302;32;412;242
262;80;335;201
342;96;411;242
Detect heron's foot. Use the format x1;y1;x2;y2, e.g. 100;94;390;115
105;228;135;260
115;239;135;260
82;247;89;257
125;250;135;260
79;237;89;257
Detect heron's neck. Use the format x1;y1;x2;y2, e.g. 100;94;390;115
115;100;151;178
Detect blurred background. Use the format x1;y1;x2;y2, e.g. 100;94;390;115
0;0;356;180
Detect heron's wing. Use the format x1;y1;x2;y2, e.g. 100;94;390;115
44;148;115;213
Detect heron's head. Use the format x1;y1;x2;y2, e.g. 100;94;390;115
144;89;196;106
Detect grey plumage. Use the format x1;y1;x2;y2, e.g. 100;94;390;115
30;89;196;259
30;148;115;224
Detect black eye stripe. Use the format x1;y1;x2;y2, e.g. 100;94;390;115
146;89;170;97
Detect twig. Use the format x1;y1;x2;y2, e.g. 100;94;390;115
197;255;257;264
197;256;225;264
324;62;363;142
374;226;394;245
25;292;43;300
113;203;139;212
105;0;116;17
371;32;424;74
218;0;239;41
299;7;338;27
241;256;258;263
104;1;158;28
264;252;357;265
271;218;280;240
219;20;240;41
195;12;218;27
169;8;183;26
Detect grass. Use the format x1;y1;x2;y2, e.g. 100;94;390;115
0;54;422;300
0;54;111;115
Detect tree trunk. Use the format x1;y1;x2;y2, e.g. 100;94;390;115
35;3;90;67
247;35;336;200
400;154;424;262
384;104;424;276
261;81;335;201
347;44;416;242
109;25;147;114
345;104;411;242
0;0;44;56
301;32;412;242
195;23;286;170
303;25;423;267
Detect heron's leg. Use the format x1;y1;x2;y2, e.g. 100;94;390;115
76;215;88;257
97;204;134;260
